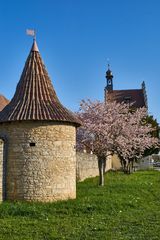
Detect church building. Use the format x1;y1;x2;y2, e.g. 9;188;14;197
104;64;148;170
104;65;148;109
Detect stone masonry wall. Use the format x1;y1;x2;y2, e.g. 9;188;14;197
0;139;4;201
76;152;112;182
0;121;76;202
112;154;121;170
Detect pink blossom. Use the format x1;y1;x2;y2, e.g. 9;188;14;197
77;99;159;165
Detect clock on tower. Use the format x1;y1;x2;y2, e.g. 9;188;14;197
106;64;113;91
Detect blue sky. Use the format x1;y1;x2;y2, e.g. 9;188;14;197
0;0;159;123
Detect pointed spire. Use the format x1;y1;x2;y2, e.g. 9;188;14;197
31;39;39;52
0;41;81;126
141;81;148;109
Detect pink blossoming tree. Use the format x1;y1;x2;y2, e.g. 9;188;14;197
77;100;159;185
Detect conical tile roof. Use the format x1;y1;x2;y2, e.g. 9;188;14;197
0;95;9;111
0;40;81;126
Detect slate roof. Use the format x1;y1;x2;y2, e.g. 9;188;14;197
106;89;146;108
0;95;9;111
0;40;81;126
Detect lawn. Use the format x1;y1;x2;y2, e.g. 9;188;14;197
0;170;160;240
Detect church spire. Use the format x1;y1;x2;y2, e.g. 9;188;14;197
31;39;39;52
106;64;113;91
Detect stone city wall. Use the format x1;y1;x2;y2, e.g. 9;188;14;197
76;152;112;182
111;154;121;170
0;139;4;201
0;121;76;202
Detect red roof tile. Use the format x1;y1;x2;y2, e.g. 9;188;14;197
0;95;9;111
106;89;146;108
0;41;81;126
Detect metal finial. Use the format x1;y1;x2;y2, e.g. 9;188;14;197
107;58;110;69
33;30;36;41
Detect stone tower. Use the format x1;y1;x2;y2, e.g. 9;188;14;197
0;40;80;202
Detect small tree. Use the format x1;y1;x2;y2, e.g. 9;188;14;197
143;115;159;156
77;100;159;185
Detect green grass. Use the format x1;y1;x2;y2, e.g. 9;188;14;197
0;170;160;240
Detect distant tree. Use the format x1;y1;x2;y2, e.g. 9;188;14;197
77;100;159;185
143;115;159;156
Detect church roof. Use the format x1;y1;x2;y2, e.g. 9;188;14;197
0;95;9;111
0;40;81;126
106;89;146;108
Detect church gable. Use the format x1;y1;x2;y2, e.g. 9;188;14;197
106;89;146;108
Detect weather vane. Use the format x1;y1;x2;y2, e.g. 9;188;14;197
26;29;36;40
107;58;110;69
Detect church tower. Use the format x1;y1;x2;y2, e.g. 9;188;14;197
104;64;113;103
105;64;113;91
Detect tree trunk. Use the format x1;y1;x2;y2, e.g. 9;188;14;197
123;159;127;173
98;156;106;186
127;160;132;174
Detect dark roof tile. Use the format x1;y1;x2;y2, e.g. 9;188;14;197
0;41;81;126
